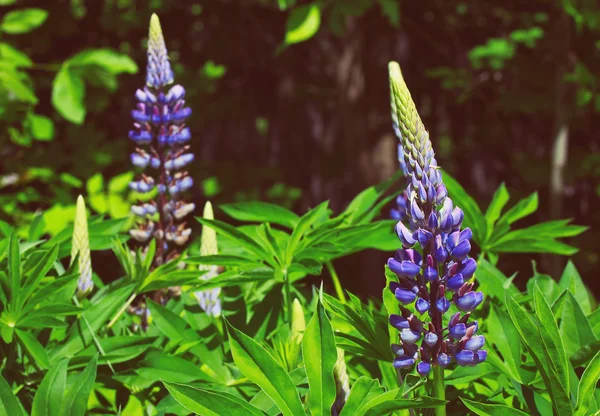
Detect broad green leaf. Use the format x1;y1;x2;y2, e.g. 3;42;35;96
137;351;214;384
487;304;522;382
339;377;384;416
303;298;337;416
164;382;265;416
31;359;68;416
285;4;321;45
553;291;597;359
505;293;573;416
0;66;37;103
52;66;85;124
533;284;570;392
60;354;98;416
226;320;304;416
0;43;32;67
8;232;20;312
16;328;49;369
0;374;23;416
559;261;592;315
441;169;487;244
497;192;538;226
147;299;188;342
527;267;562;305
0;8;48;34
68;48;137;74
494;219;586;241
461;397;530;415
28;113;54;141
574;350;600;416
485;182;509;236
491;238;578;256
589;308;600;338
570;340;600;368
221;201;299;229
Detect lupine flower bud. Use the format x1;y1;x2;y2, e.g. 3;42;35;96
386;61;485;376
194;202;222;317
129;14;195;265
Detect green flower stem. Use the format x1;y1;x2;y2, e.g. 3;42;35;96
326;261;346;304
433;365;446;416
284;269;293;330
107;292;137;328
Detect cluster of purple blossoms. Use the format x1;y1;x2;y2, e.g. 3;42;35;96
387;63;486;377
129;14;194;265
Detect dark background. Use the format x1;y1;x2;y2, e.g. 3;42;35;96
1;0;598;298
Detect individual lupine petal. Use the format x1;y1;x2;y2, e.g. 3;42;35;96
417;182;427;203
388;258;421;278
129;178;155;193
460;258;477;278
467;321;479;334
434;235;448;263
455;350;475;366
390;314;410;330
458;282;474;297
451;207;464;228
165;153;195;170
423;266;438;281
437;353;451;367
172;106;192;121
417;361;431;377
456;291;484;312
428;212;438;229
393;355;416;369
166;84;185;102
400;328;421;344
424;332;438;347
427;182;437;204
449;323;467;339
131;152;150;168
131;205;147;216
391;343;404;356
415;298;430;314
395;287;417;304
465;335;485;351
173;202;195;220
395;248;422;264
416;228;432;246
459;227;473;242
395;221;416;247
129;130;152;144
435;297;450;313
475;350;487;363
410;199;425;221
447;273;464;291
451;239;471;260
449;312;461;327
130;228;152;242
132;109;150;123
150;157;161;169
135;88;148;102
435;183;447;204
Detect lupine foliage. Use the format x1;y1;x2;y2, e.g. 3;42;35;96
0;10;598;416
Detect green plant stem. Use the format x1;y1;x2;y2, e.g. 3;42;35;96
433;365;446;416
284;269;292;330
107;292;137;328
326;261;346;303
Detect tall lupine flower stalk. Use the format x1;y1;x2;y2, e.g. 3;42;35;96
386;62;486;412
194;201;222;317
71;195;92;298
129;14;194;265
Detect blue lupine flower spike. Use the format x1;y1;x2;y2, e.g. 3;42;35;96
387;61;486;376
129;14;194;266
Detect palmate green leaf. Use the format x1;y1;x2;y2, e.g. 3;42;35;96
22;273;79;315
303;297;337;416
440;169;487;244
16;328;49;369
490;238;578;255
285;3;321;45
221;201;300;229
559;261;592;315
574;350;600;416
18;245;58;310
164;382;265;416
339;377;385;416
527;266;562;305
505;293;573;416
31;359;68;416
552;291;597;359
497;192;538;226
226;319;304;416
474;260;520;303
485;182;510;237
0;8;48;34
0;374;24;416
186;268;273;291
486;304;522;383
533;284;570;393
286;201;329;263
342;170;402;224
460;397;530;415
60;354;98;416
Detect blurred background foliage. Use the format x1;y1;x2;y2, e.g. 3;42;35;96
0;0;598;297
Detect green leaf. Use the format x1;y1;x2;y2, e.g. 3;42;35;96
0;374;23;416
60;354;98;416
72;336;155;367
226;320;304;416
339;377;384;416
221;201;299;229
360;392;446;415
285;201;329;263
186;254;262;268
574;350;600;416
491;237;578;256
28;113;54;141
0;43;32;67
485;182;509;235
559;261;592;315
285;4;321;45
52;66;85;124
303;297;337;416
8;231;20;312
474;259;520;303
377;0;400;27
19;245;59;311
16;328;49;369
497;192;538;226
486;304;522;382
163;382;265;416
526;266;562;306
196;217;269;262
460;397;530;415
0;8;48;34
533;284;570;392
0;66;37;103
147;299;188;342
68;48;137;74
31;359;68;416
553;291;597;359
440;169;486;244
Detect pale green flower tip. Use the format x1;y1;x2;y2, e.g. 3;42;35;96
291;298;306;335
203;201;214;220
149;13;164;45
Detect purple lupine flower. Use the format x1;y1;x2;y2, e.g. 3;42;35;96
129;14;195;265
386;62;486;376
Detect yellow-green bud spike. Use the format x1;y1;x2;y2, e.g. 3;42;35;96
200;201;217;261
146;13;173;88
72;195;93;297
291;298;306;339
195;201;221;317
